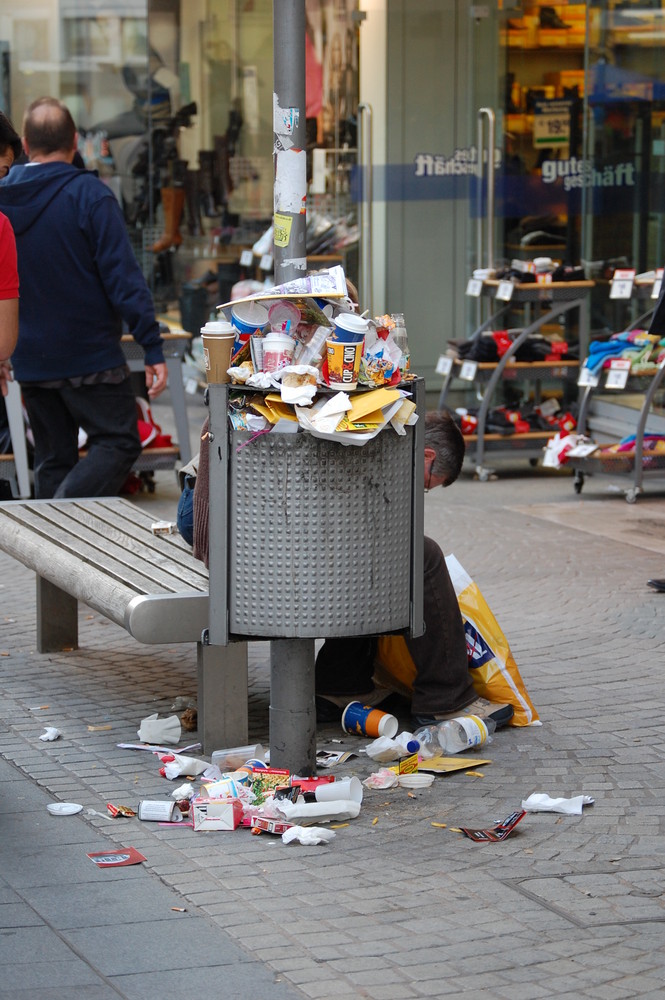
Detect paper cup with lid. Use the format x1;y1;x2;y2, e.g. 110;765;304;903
332;313;371;343
231;300;270;336
200;320;236;383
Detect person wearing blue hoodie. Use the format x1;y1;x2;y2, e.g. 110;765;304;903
0;96;167;498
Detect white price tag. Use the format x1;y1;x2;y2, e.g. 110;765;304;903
610;278;634;299
605;367;629;389
496;280;514;301
609;268;635;299
240;249;254;267
466;278;483;297
459;360;478;381
652;276;663;299
185;377;199;395
259;253;274;272
436;355;453;376
577;368;600;387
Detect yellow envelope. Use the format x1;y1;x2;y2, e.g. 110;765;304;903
347;388;402;424
264;393;299;422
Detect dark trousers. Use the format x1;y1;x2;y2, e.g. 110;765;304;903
315;536;476;715
21;378;141;499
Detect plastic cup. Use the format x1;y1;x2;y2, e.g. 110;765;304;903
263;332;295;373
326;339;363;391
314;776;363;803
200;320;236;384
341;701;399;739
211;743;265;770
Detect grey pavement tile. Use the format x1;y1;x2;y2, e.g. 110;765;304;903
110;963;303;999
3;990;121;1000
0;903;42;929
62;916;273;976
18;879;192;930
0;925;88;966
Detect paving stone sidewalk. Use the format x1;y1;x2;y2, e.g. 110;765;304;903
1;393;665;998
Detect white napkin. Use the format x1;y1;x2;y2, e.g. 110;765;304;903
282;825;336;846
521;793;595;815
137;713;181;745
39;727;61;742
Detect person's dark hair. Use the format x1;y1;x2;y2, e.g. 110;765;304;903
424;409;465;485
23;97;76;156
0;110;22;162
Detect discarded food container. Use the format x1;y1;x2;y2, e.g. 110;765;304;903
192;797;243;831
47;802;82;816
342;701;399;739
211;744;265;770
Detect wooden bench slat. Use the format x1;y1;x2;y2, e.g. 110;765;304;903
1;503;206;595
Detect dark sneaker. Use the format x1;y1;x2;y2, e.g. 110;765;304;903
647;578;665;592
412;696;514;730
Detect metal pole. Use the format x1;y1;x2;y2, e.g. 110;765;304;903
273;0;308;284
271;0;316;774
358;102;373;316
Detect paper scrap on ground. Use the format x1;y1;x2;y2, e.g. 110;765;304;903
117;741;201;754
162;753;208;779
282;826;336;846
87;847;146;867
39;727;61;742
363;768;399;789
137;713;182;745
460;809;527;843
316;749;357;768
521;793;595;815
275;799;361;825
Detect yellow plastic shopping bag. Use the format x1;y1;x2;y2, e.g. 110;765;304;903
375;554;539;726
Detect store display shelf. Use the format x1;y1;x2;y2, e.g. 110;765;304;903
450;359;580;385
483;279;595;304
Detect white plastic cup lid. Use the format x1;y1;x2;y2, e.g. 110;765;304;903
334;313;370;334
201;320;234;336
47;802;83;816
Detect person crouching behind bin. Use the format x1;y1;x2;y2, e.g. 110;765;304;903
177;409;513;732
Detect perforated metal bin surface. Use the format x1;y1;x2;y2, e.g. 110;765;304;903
226;429;414;637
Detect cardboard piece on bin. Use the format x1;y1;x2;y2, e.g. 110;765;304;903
346;387;402;423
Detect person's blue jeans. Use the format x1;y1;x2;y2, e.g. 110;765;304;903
177;477;195;544
21;378;141;499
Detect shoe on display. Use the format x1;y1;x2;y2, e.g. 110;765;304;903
412;696;514;731
539;6;572;28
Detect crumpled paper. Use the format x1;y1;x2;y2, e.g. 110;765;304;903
162;753;208;779
39;727;61;742
171;782;195;800
274;798;361;826
521;793;595;815
273;365;319;405
138;713;181;745
362;768;399;789
282;825;336;846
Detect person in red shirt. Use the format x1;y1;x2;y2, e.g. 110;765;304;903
0;211;18;395
0;111;20;394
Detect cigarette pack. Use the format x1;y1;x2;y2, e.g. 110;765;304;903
250;816;292;836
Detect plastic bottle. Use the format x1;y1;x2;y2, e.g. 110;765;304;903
413;715;496;757
391;312;410;374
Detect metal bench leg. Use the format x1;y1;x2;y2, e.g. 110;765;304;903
196;636;248;753
36;576;78;652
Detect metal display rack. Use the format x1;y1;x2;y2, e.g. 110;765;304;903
571;279;665;503
438;279;594;480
